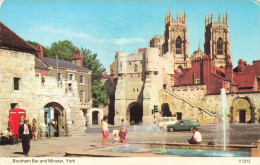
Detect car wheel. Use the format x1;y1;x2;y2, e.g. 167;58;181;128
169;128;174;132
190;127;194;131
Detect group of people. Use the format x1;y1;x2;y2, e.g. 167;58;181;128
101;116;127;146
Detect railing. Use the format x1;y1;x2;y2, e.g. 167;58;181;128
161;89;216;116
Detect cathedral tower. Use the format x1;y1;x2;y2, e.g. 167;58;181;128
204;11;232;68
163;9;189;69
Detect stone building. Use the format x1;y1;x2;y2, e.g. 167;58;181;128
108;10;260;125
0;21;37;132
0;21;96;136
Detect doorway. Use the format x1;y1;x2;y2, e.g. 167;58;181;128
239;110;246;123
177;112;182;120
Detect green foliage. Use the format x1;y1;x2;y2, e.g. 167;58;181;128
27;39;108;108
48;40;79;61
92;80;109;107
81;47;108;107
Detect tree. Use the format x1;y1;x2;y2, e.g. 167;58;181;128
81;48;108;107
48;40;79;61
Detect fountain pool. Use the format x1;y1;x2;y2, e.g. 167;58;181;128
104;144;250;157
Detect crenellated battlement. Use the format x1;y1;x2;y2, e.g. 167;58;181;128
205;10;229;27
165;9;187;25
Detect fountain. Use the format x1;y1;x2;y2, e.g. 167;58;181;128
220;88;229;152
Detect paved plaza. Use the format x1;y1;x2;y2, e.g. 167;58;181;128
0;124;260;157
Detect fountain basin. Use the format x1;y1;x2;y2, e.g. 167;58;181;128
65;143;255;157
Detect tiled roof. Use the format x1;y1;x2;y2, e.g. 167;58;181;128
42;57;88;71
0;21;35;53
233;65;256;88
35;57;48;69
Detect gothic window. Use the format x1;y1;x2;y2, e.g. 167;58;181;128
217;38;223;55
134;64;138;72
176;36;182;54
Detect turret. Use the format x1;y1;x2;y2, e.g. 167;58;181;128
218;12;221;24
211;10;214;24
226;10;229;25
205;15;207;26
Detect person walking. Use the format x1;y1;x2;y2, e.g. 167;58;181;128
32;119;37;141
101;116;109;146
19;118;32;156
121;119;127;134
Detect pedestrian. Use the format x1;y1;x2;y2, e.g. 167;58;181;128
121;119;127;134
101;115;109;146
19;118;32;156
187;127;202;144
32;119;37;141
119;128;126;143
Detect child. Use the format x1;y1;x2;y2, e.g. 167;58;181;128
119;128;126;143
113;130;119;143
102;116;109;146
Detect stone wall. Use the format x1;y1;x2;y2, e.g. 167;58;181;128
35;76;86;136
0;49;37;132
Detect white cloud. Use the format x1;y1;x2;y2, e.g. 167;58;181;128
0;0;4;8
32;26;145;45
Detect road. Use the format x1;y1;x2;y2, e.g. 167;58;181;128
86;124;260;145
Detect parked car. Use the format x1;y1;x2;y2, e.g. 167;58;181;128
167;119;200;132
158;117;177;130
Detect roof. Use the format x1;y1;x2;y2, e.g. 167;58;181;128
0;21;35;53
35;57;48;69
42;57;89;71
233;65;256;88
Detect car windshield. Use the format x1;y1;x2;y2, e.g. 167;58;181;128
191;120;199;123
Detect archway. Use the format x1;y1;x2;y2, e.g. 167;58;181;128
127;102;143;125
92;111;99;125
161;103;172;117
231;97;253;123
44;102;66;137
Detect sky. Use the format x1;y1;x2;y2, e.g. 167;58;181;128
0;0;259;72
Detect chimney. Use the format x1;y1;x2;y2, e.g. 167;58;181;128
72;53;83;67
238;59;244;72
35;45;44;60
225;61;233;82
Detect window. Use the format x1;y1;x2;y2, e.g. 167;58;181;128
217;38;223;55
134;64;138;72
80;75;84;84
11;103;18;109
176;36;182;54
120;62;122;71
68;73;74;80
80;91;84;102
57;73;62;81
14;77;20;90
196;79;201;84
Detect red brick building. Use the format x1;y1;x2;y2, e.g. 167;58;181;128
174;57;260;95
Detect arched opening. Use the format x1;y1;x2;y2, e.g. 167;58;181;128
176;36;182;54
161;103;172;117
44;102;66;137
127;102;143;125
217;38;223;55
232;97;252;123
92;111;99;125
177;65;183;72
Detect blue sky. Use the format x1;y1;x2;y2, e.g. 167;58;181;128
0;0;259;72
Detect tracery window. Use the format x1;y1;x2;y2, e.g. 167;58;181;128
176;36;182;54
217;38;223;55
